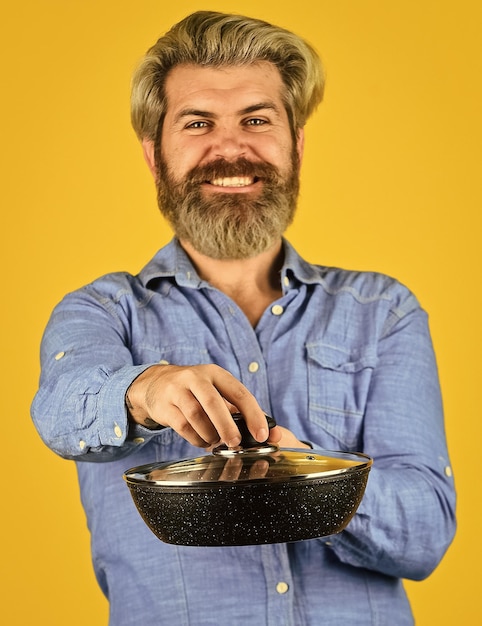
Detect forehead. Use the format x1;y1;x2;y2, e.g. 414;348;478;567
163;62;286;116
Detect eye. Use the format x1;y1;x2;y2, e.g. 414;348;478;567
185;120;209;130
245;117;268;127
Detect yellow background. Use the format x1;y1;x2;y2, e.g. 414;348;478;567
2;1;480;624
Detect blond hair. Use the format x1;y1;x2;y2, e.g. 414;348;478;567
131;11;325;142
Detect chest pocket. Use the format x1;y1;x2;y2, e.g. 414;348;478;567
306;342;377;450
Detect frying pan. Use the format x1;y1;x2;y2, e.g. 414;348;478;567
124;414;372;546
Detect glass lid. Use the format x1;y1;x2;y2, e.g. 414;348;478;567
124;446;372;487
123;415;372;487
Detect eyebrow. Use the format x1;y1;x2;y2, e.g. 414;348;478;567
174;101;281;124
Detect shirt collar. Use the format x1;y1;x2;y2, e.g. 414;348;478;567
139;237;327;290
139;238;204;289
281;239;328;287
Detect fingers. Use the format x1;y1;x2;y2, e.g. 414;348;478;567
199;369;268;445
160;404;218;448
267;425;283;445
157;366;243;446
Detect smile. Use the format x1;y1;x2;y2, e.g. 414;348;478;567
209;176;257;187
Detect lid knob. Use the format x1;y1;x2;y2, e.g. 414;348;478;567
212;413;278;456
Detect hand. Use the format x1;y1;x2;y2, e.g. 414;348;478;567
126;364;282;448
274;425;311;449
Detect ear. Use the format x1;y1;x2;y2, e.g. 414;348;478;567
142;139;157;179
296;128;305;167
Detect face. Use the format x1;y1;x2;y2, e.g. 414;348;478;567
143;62;305;259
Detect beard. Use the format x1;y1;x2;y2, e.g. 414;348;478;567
154;150;300;259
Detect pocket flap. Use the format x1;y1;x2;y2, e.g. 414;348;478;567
306;342;377;373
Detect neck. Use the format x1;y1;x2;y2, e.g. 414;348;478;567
180;239;284;326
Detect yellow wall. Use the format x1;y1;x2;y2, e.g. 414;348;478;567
2;1;480;623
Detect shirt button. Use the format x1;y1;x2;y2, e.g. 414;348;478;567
159;359;170;365
133;437;145;445
54;351;65;361
276;582;289;594
444;466;453;477
114;424;123;438
79;440;86;450
283;276;290;287
271;304;284;316
248;361;259;373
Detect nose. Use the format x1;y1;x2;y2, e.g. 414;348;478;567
212;125;247;160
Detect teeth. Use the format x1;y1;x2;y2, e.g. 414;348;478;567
210;176;254;187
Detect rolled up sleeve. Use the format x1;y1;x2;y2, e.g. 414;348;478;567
31;286;160;461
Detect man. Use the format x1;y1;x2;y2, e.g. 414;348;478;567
31;11;456;625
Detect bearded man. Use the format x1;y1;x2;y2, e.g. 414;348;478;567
32;11;455;626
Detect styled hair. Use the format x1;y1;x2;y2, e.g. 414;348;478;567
131;11;325;142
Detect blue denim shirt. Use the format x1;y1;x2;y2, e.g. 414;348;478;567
31;238;456;626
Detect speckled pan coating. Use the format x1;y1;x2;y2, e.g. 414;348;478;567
126;469;370;546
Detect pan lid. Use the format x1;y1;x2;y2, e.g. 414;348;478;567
124;448;372;487
123;414;372;488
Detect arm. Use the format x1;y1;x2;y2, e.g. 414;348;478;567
31;284;281;461
323;304;456;580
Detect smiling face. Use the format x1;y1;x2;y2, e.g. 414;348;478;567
143;62;304;259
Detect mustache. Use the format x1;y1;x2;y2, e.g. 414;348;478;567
185;158;282;185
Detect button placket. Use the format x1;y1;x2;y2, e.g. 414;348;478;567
261;544;294;626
